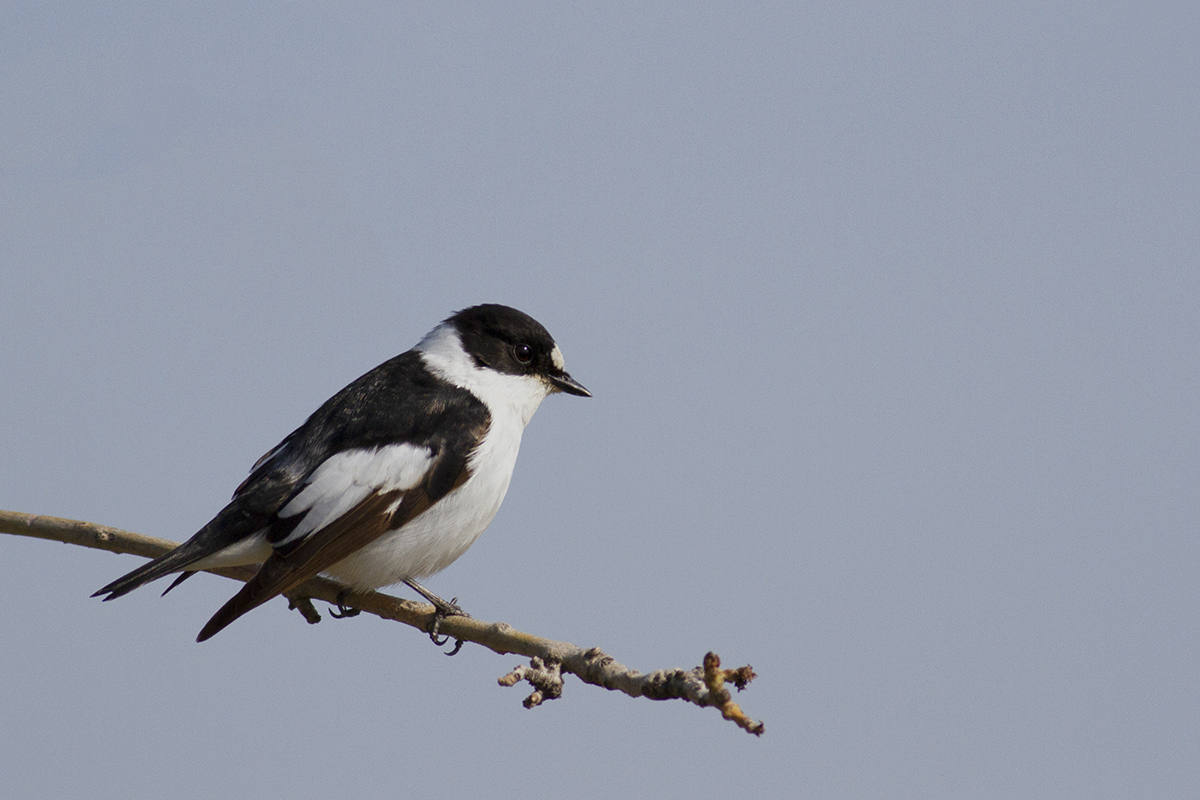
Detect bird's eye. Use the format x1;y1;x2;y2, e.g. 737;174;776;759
513;343;534;364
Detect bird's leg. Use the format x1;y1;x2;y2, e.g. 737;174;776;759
328;588;362;619
403;578;469;655
403;578;468;617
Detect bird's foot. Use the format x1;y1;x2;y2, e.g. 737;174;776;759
329;588;362;619
427;598;467;656
404;578;470;656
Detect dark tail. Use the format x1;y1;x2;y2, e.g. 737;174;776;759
92;543;213;601
92;506;263;601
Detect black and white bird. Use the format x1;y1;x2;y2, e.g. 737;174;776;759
94;304;590;642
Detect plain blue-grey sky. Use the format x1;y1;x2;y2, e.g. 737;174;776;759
2;2;1197;798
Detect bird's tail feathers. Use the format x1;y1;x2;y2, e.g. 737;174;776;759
92;512;263;601
91;544;210;601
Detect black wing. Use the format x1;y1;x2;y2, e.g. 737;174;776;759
93;351;489;613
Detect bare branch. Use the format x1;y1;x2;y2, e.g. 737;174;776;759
1;509;763;735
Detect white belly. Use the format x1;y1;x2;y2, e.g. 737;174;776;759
322;410;524;589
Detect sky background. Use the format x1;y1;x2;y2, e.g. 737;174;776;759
2;2;1198;798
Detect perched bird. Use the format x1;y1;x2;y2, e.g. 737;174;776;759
94;304;590;641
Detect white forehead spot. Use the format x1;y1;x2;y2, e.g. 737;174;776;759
550;344;565;371
417;320;554;424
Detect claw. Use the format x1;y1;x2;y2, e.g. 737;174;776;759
425;606;465;655
424;597;466;655
329;589;361;619
402;579;468;655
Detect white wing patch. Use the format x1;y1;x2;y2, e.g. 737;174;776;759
275;444;435;545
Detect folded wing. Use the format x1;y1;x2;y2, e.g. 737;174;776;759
195;440;475;641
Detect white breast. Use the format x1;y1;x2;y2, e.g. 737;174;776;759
321;410;523;587
321;323;552;589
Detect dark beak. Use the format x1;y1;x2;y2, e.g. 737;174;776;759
550;371;591;397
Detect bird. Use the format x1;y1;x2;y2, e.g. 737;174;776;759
93;303;590;642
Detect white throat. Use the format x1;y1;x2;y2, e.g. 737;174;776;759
417;322;552;426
